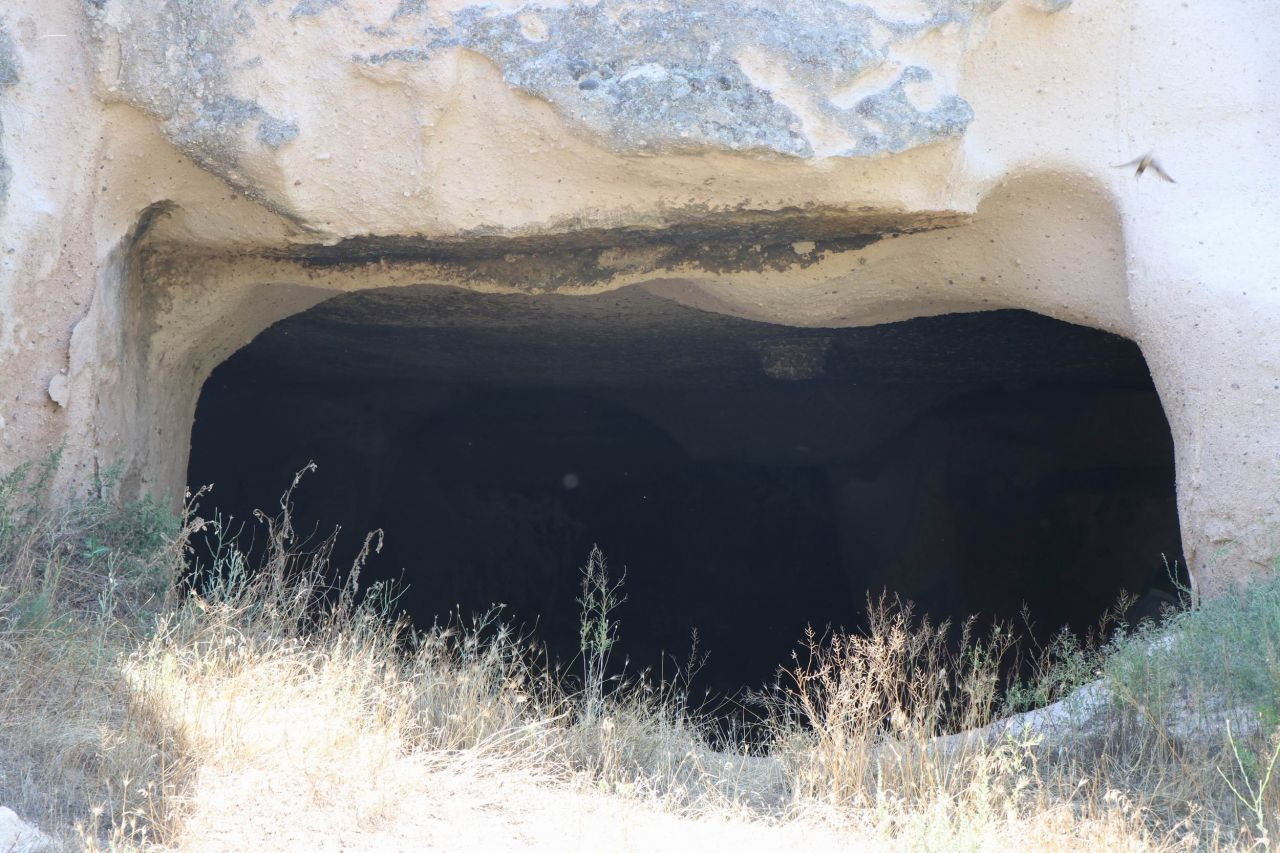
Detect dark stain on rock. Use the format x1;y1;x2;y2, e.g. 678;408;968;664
269;208;961;291
0;21;19;210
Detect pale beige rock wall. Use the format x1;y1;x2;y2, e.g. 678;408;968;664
0;0;1276;592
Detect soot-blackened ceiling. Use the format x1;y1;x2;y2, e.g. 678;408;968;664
219;283;1153;388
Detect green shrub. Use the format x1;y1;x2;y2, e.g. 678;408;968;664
1106;567;1280;724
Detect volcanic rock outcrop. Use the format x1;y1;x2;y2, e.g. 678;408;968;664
0;0;1276;594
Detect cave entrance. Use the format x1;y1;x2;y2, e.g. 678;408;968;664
187;285;1183;699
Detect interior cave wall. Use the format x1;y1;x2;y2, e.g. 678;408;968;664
187;286;1184;698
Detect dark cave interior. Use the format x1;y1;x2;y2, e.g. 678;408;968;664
187;285;1184;700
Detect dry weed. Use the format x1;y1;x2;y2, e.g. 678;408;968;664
0;458;1274;850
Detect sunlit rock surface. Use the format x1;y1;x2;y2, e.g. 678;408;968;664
0;0;1276;598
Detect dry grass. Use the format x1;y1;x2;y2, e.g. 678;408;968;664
0;459;1276;850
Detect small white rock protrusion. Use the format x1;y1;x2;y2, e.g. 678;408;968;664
1023;0;1072;11
0;807;58;853
791;241;816;256
517;12;549;41
47;373;69;408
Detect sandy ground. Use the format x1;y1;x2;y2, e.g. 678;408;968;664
174;757;854;853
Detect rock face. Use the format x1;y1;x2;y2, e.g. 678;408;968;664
415;0;987;158
95;0;994;187
0;807;57;853
0;22;18;213
0;0;1277;597
81;0;1017;230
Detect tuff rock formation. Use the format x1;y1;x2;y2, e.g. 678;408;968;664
0;0;1276;594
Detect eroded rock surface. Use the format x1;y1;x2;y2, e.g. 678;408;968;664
91;0;300;207
0;22;19;212
95;0;996;176
391;0;990;157
0;0;1276;600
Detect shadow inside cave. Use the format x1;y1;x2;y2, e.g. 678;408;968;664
187;285;1185;703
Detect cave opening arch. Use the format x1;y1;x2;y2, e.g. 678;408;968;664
185;284;1185;701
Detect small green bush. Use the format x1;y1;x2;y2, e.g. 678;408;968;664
1106;567;1280;724
0;453;181;630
